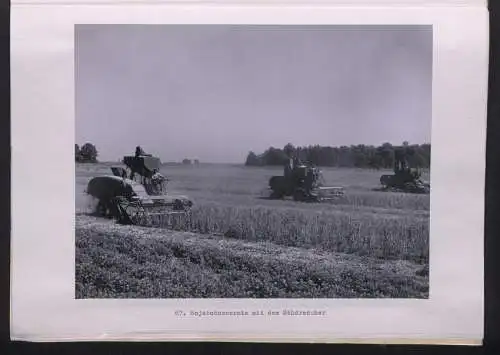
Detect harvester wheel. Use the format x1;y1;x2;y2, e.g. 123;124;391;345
96;200;113;218
269;191;284;199
293;190;306;202
380;174;393;189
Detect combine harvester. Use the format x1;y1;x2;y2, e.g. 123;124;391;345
266;161;345;202
85;153;193;226
378;150;430;194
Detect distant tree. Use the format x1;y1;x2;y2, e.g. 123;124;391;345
182;158;192;165
412;153;426;169
245;151;261;166
194;159;200;165
261;147;288;166
368;156;382;170
337;146;352;167
78;142;98;163
376;142;394;169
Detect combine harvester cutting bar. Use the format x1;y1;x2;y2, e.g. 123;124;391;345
316;186;345;200
111;192;192;227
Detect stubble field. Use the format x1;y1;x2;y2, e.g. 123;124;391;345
75;163;430;298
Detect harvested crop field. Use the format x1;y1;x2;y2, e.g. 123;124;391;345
75;163;430;298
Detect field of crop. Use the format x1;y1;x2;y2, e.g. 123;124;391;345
75;163;430;298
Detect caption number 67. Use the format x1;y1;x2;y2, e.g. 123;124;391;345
174;310;185;316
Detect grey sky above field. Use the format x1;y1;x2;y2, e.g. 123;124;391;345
75;25;432;163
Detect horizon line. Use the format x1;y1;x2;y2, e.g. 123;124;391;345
78;140;432;163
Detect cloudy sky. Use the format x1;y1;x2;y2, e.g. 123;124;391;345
75;25;432;163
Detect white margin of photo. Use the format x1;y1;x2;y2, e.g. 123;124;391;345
10;0;488;344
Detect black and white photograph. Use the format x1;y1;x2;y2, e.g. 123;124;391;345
74;24;432;299
10;0;488;342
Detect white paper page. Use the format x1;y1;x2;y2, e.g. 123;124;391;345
10;0;488;344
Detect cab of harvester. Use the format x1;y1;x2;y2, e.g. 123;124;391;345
117;155;166;195
123;155;161;179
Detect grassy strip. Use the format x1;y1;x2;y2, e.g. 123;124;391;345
152;203;428;263
75;216;428;299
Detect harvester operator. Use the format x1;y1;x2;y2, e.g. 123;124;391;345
135;145;153;157
135;146;146;157
284;157;294;179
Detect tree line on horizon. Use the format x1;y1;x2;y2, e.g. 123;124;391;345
75;142;201;165
245;142;431;170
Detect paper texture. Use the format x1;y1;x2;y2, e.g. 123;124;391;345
10;0;487;344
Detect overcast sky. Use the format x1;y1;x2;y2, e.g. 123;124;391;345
75;25;432;163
